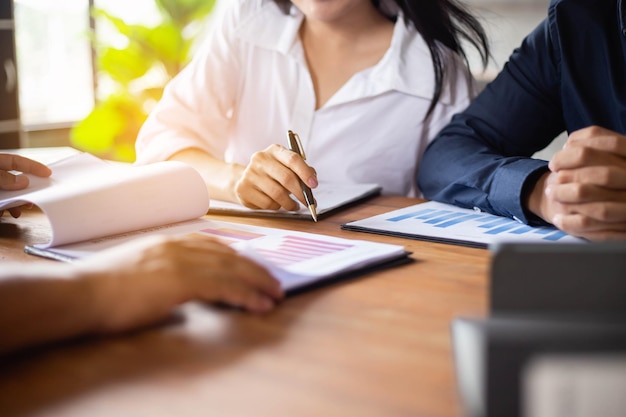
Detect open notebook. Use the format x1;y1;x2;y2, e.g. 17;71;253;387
0;151;210;248
208;182;381;220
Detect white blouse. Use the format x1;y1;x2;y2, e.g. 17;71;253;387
135;0;475;197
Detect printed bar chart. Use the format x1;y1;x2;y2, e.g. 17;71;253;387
256;236;354;267
198;228;355;267
342;201;585;247
385;207;570;242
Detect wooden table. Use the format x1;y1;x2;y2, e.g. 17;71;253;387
0;196;489;417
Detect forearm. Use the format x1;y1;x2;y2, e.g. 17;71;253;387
524;171;552;224
0;264;100;355
419;127;550;222
169;148;244;203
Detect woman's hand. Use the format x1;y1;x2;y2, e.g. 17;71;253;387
234;144;317;211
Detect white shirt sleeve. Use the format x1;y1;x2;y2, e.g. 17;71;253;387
134;0;246;164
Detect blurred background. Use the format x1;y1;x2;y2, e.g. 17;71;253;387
2;0;551;160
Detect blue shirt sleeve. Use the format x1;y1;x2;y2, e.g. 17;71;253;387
418;13;566;225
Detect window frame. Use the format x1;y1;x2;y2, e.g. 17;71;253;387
14;0;96;147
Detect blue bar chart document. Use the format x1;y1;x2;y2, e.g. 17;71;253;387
341;201;585;248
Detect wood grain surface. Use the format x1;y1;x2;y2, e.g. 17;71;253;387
0;196;489;417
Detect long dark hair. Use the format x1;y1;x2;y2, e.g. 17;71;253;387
273;0;490;117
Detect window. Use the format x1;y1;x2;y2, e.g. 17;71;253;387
14;0;93;127
14;0;158;129
465;0;550;79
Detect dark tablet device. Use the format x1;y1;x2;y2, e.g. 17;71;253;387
452;316;626;417
489;242;626;318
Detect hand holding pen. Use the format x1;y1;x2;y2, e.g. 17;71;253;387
233;133;318;214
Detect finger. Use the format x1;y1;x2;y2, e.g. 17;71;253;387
236;176;296;211
215;283;277;313
258;179;302;211
553;166;626;189
254;145;310;207
271;145;318;190
0;154;52;177
235;261;284;300
573;230;626;242
237;152;301;210
0;206;24;218
566;126;626;157
550;145;626;172
216;254;284;300
233;168;282;210
8;207;22;218
192;265;281;313
546;183;626;204
181;247;283;301
123;236;283;312
553;211;626;234
559;201;626;223
0;171;30;191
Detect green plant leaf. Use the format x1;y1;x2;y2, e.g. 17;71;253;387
98;44;155;85
71;95;147;162
155;0;216;28
71;102;123;154
93;8;133;38
74;1;215;161
140;23;187;74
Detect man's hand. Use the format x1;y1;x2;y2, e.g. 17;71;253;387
0;154;52;218
0;234;283;354
83;234;284;333
528;126;626;240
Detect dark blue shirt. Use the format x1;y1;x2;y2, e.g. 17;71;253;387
418;0;626;225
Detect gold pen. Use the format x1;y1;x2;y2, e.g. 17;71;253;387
287;130;317;222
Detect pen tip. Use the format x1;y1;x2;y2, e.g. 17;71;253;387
310;205;318;222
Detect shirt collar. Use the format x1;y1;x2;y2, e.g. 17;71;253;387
237;1;302;56
237;2;453;104
369;14;444;102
